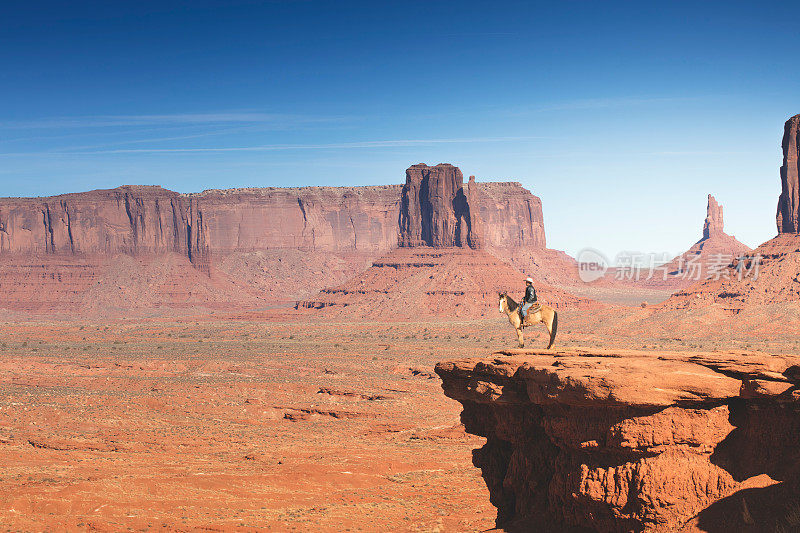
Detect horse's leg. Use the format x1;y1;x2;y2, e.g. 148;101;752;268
544;309;558;349
516;327;524;348
542;319;552;348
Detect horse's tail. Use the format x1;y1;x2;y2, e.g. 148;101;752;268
547;309;558;349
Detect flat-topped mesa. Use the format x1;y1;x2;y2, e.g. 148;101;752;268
0;185;211;271
0;169;551;312
0;185;403;259
436;350;800;532
0;171;545;261
703;194;724;239
399;163;482;248
777;114;800;233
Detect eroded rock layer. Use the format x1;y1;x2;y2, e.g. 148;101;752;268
0;177;545;260
298;247;596;319
0;168;552;313
436;350;800;532
703;194;724;239
0;186;211;271
398;164;546;250
777;114;800;234
0;184;402;258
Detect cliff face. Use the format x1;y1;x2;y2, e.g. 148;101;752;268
478;181;546;250
0;164;551;313
398;163;545;250
777;114;800;234
190;185;403;253
0;186;210;270
0;184;405;312
398;164;481;248
436;350;800;532
0;167;546;261
0;184;403;260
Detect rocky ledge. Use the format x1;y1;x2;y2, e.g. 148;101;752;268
435;349;800;532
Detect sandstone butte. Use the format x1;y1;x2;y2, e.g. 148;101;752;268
298;163;594;317
551;194;750;296
665;113;800;309
777;114;800;234
0;164;564;315
652;194;751;287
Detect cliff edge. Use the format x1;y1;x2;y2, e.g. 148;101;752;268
436;349;800;532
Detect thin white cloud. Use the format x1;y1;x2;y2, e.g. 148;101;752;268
0;136;547;157
490;95;713;117
649;150;750;156
53;126;263;152
0;112;351;129
65;136;547;154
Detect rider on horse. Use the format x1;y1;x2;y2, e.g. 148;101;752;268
520;277;537;321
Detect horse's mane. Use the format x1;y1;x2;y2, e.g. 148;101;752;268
503;293;519;311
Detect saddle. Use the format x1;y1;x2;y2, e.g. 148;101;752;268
519;302;541;322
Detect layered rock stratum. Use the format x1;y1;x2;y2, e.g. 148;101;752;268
0;184;402;258
298;162;587;316
0;166;558;314
398;163;547;254
703;194;724;239
436;350;800;532
298;247;596;318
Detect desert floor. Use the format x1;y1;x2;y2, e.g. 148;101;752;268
2;309;799;532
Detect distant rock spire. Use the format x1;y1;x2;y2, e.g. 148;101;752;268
777;114;800;233
702;194;724;239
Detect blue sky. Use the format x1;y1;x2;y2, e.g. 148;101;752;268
1;0;798;260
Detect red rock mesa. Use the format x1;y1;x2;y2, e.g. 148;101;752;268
300;164;592;317
0;166;555;314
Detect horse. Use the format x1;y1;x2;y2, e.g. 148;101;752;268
498;292;558;349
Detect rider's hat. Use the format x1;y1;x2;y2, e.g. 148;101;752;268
525;277;533;283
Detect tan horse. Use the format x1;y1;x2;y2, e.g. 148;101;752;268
498;292;558;349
